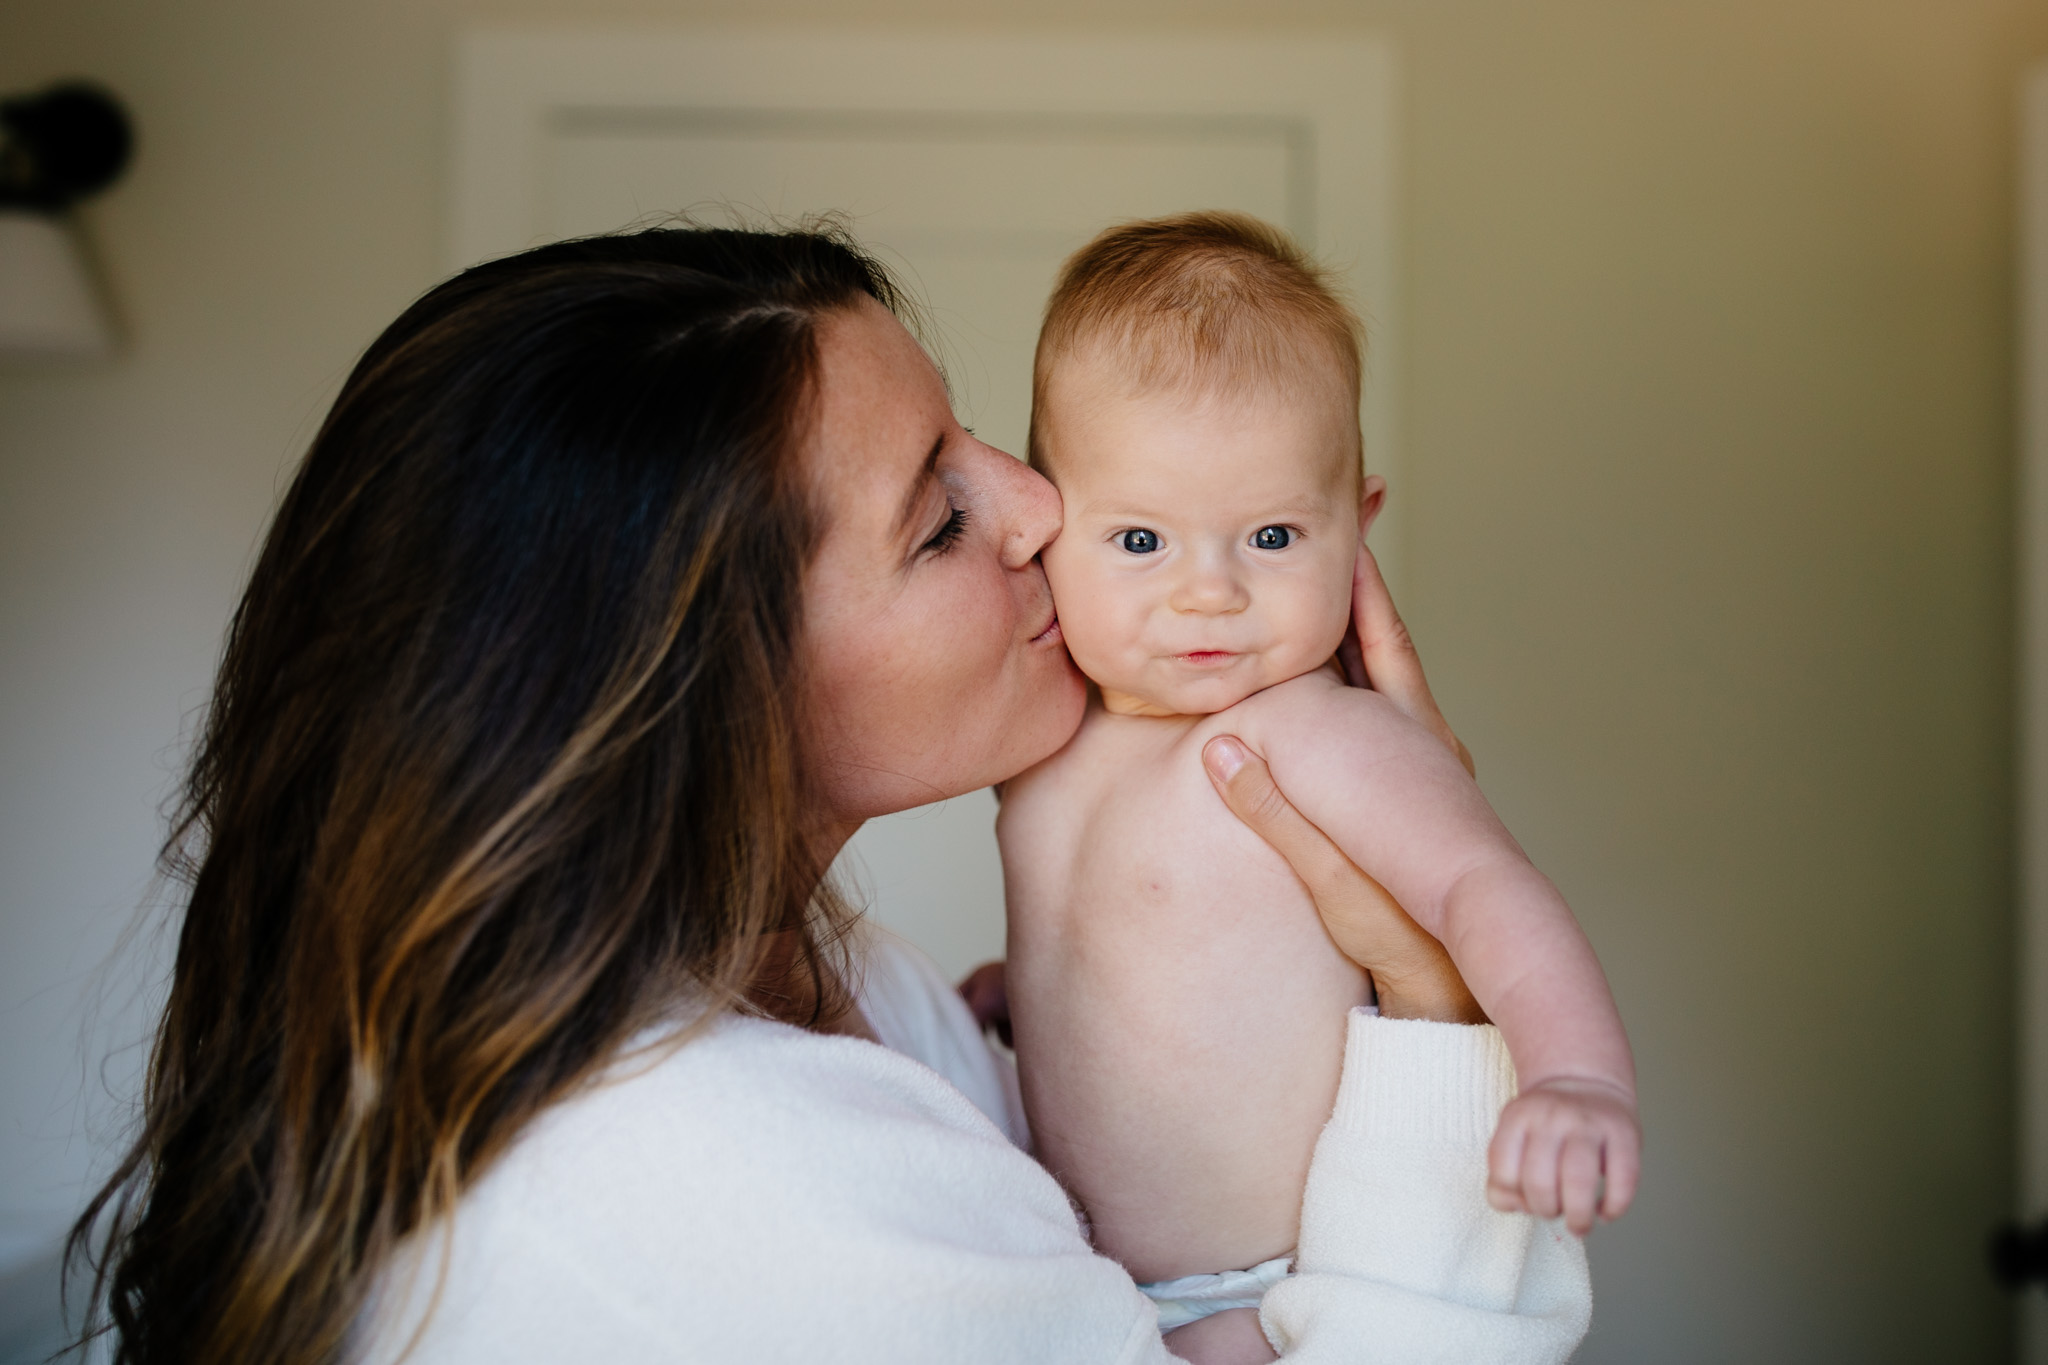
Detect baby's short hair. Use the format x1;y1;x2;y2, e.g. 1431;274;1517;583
1029;212;1363;468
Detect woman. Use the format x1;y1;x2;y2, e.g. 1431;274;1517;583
70;225;1588;1363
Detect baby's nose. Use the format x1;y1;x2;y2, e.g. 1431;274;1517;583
1169;564;1251;614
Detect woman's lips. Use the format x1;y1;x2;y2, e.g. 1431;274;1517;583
1031;612;1063;646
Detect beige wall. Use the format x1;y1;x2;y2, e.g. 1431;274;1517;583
3;0;2043;1357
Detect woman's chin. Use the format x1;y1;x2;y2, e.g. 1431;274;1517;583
992;649;1089;780
1035;651;1090;745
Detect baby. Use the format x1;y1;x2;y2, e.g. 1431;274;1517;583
996;213;1639;1363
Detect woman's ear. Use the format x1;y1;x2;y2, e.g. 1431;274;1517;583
1359;474;1387;539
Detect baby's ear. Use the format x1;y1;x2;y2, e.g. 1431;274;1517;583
1358;474;1387;538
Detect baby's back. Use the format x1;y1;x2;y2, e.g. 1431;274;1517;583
998;672;1370;1283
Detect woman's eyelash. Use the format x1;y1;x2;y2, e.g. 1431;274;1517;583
923;504;970;553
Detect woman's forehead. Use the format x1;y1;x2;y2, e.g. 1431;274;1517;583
808;302;952;528
816;299;946;418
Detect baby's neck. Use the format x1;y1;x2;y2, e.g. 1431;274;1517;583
1093;657;1347;721
1096;687;1204;720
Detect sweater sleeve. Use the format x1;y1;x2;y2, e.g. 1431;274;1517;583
1261;1009;1593;1364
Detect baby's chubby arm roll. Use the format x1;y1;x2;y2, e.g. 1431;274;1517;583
1231;679;1622;1080
1227;680;1639;1231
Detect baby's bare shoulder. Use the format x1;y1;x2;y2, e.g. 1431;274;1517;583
1191;667;1410;756
1001;699;1174;817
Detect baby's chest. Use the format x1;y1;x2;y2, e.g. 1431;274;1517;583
1009;742;1307;934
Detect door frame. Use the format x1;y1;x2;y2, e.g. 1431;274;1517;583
2019;62;2048;1364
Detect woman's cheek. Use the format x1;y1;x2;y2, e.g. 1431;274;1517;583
963;559;1027;681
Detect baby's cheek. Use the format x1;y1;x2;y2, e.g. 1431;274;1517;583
1068;615;1147;693
1268;575;1352;676
1042;567;1133;688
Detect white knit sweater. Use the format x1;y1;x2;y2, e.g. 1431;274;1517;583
353;932;1589;1363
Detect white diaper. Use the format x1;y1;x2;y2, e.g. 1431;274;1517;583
1137;1254;1293;1333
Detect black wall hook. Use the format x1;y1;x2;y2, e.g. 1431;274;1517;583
0;82;133;212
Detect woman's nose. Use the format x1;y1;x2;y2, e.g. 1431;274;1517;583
990;448;1065;571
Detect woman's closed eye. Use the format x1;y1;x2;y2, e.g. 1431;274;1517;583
923;504;970;554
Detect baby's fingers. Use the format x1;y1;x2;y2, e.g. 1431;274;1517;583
1599;1127;1642;1222
1487;1109;1530;1214
1517;1122;1566;1222
1558;1134;1604;1237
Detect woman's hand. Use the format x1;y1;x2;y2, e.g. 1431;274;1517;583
1202;735;1484;1024
1335;542;1475;777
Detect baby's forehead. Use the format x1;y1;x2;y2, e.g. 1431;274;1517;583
1039;357;1360;487
1046;328;1353;409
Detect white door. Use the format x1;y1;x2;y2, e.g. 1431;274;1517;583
452;28;1397;979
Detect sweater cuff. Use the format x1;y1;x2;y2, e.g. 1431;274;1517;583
1329;1008;1517;1148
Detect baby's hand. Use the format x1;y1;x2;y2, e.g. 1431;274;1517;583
957;960;1012;1048
1487;1078;1640;1236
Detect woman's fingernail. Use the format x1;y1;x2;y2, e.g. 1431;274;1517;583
1207;737;1247;780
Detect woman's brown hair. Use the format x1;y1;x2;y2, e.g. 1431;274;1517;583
66;224;902;1363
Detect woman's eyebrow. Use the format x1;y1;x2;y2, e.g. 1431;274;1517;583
892;431;947;539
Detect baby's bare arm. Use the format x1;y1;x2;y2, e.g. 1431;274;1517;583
1234;681;1638;1230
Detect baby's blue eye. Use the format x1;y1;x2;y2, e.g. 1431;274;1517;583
1120;528;1160;554
1253;526;1293;550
